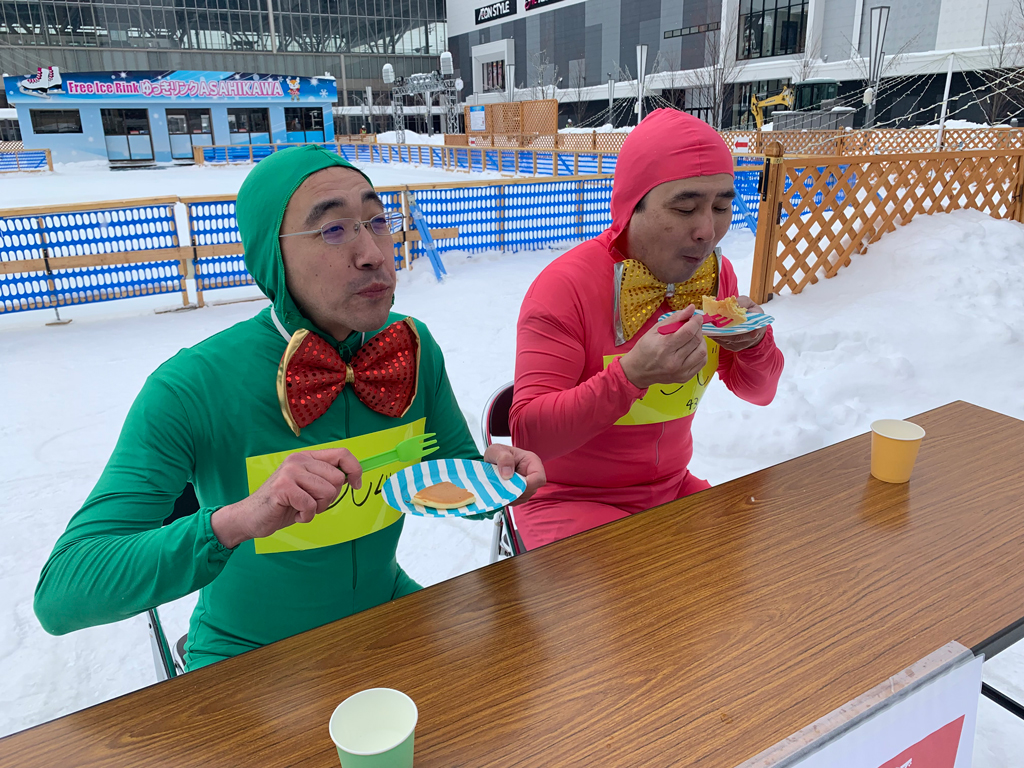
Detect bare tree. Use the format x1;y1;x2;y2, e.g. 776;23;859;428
529;51;561;101
374;92;393;134
681;17;746;129
563;58;589;125
844;30;920;115
483;83;510;102
978;5;1024;124
791;37;822;84
651;49;687;110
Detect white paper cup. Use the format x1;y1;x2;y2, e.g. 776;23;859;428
329;688;418;768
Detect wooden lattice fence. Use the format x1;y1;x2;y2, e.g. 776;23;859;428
750;142;1024;303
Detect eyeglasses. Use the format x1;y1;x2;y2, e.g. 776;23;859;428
279;211;404;245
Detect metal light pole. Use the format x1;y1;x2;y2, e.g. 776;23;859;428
636;44;648;124
864;5;889;128
265;0;277;53
365;85;374;133
506;64;515;102
383;63;403;143
608;77;615;126
936;53;955;149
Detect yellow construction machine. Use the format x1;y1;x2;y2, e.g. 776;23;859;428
750;85;794;130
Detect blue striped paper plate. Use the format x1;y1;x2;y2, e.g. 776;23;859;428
658;310;774;338
382;458;528;518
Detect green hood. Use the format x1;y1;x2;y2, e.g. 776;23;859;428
235;145;373;334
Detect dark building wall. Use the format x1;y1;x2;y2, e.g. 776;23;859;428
450;0;729;98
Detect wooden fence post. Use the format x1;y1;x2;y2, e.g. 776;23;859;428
45;149;53;172
750;141;786;304
1014;153;1024;224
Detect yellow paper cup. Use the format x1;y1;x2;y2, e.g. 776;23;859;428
329;688;418;768
870;419;926;484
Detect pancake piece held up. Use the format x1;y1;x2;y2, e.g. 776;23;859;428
702;295;747;326
411;481;478;509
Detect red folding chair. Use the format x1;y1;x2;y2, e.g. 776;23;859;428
481;382;526;561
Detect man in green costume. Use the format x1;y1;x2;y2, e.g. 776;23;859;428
34;146;545;670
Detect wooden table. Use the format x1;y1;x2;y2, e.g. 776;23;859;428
4;401;1024;767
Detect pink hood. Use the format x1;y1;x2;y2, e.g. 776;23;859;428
606;109;735;251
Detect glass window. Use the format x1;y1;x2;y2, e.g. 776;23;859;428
167;113;188;134
101;108;150;135
228;108;269;133
102;109;125;136
738;0;807;60
124;109;150;135
284;107;324;132
167;109;212;134
0;119;22;142
30;110;84;134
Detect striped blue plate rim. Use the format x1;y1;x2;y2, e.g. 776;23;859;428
658;310;774;336
382;459;527;518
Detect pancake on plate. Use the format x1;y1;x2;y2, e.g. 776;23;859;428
411;481;477;509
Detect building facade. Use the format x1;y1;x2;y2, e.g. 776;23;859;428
448;0;1022;129
0;0;445;109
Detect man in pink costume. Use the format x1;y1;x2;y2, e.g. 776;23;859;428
510;109;784;549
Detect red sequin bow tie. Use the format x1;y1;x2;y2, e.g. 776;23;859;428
276;319;420;436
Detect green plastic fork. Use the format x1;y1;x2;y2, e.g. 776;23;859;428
325;433;438;510
359;432;438;473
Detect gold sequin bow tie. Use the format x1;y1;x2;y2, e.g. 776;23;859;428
613;255;719;345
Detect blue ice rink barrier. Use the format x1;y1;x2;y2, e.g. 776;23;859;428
0;150;50;172
1;197;188;314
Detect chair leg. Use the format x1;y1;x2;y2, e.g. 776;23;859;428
488;513;504;564
146;608;176;682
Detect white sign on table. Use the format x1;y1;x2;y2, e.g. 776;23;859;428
738;642;982;768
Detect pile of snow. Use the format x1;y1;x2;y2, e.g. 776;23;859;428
374;130;446;145
2;211;1024;767
559;124;632;134
918;119;990;130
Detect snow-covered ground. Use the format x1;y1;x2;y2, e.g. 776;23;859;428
0;156;494;209
2;200;1023;762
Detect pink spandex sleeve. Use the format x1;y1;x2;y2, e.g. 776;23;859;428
511;291;646;462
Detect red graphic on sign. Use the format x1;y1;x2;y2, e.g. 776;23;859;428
877;715;965;768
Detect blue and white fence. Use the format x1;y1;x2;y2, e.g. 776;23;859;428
0;148;52;173
0;197;188;314
196;140;621;179
2;158;767;314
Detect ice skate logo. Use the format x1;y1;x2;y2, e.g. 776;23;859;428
19;66;63;99
286;77;301;101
